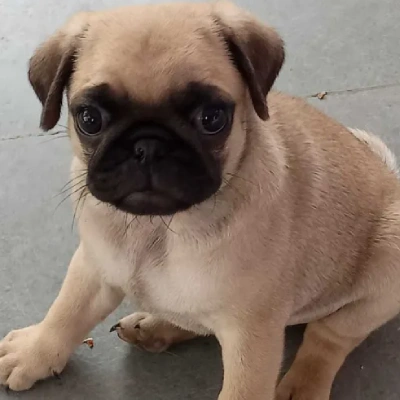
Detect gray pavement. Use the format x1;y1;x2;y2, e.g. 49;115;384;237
0;0;399;399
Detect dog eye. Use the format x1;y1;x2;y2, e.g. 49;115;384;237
76;106;103;136
196;105;228;135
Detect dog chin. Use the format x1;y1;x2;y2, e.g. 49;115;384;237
111;191;192;216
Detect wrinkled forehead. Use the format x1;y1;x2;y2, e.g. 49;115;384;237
71;9;242;104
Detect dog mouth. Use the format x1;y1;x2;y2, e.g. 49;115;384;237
111;190;191;216
87;156;221;216
87;174;194;215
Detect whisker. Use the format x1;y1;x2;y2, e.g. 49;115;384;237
167;215;175;232
135;214;143;228
56;178;86;198
222;178;245;198
123;214;132;237
53;184;88;214
81;193;90;219
71;186;87;231
159;215;177;234
123;213;129;237
225;172;256;186
60;172;87;192
60;174;86;190
124;214;139;236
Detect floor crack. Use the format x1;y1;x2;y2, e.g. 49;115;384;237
304;82;400;99
0;130;66;142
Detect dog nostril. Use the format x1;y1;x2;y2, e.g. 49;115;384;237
134;146;146;161
133;139;167;163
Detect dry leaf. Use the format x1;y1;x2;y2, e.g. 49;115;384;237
82;338;94;349
316;91;328;100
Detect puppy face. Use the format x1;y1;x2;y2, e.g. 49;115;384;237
71;81;235;215
28;2;285;216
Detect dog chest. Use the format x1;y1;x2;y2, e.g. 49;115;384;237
80;201;228;331
140;244;225;319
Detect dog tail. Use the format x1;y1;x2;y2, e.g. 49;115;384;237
348;128;398;176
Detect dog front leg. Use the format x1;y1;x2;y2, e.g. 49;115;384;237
0;244;124;391
216;316;285;400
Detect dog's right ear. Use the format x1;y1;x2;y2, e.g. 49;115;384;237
28;12;91;131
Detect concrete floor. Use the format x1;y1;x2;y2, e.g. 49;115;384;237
1;0;400;399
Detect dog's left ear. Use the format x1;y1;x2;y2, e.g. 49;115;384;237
214;1;285;120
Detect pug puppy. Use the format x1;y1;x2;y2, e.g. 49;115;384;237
1;2;400;399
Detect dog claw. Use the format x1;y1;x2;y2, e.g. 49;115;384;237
52;370;61;380
110;323;121;333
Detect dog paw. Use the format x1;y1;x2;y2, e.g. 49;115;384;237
110;312;172;353
275;372;330;400
110;312;196;353
0;325;70;391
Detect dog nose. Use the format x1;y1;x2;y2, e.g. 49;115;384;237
133;138;166;164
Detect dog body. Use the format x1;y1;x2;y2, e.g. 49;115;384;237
73;93;398;334
1;2;400;399
75;92;400;334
